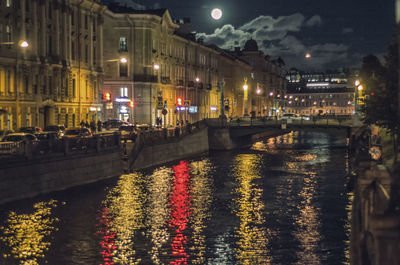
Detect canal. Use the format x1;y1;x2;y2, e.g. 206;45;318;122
0;131;352;265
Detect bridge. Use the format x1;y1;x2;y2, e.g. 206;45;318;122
206;117;358;150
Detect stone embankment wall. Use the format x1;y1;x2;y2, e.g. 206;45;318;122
129;127;209;171
0;150;122;205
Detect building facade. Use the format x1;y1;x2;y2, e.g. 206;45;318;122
284;69;355;115
0;0;104;130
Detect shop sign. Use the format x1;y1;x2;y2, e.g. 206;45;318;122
210;106;218;111
115;97;130;103
188;106;198;113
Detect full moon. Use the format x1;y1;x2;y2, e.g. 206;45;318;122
211;8;222;20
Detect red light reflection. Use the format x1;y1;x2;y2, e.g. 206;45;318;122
97;207;117;265
168;161;192;265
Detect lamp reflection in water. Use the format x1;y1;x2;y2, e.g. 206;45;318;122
97;173;146;265
0;200;60;265
168;161;192;265
189;160;213;264
147;167;174;264
233;154;270;264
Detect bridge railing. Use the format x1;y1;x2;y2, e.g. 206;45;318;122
224;116;353;127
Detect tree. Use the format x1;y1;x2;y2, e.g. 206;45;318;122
360;40;400;162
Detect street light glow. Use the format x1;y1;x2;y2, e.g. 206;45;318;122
355;80;360;86
357;85;363;91
153;64;160;70
19;41;29;48
256;89;262;94
243;84;248;91
211;8;222;20
120;57;127;63
195;77;200;82
305;53;311;58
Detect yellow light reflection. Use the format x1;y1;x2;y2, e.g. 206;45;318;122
233;154;271;264
0;200;60;265
189;160;213;264
294;171;321;264
146;167;174;265
99;173;146;265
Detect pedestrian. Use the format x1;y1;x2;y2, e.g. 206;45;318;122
97;120;102;132
80;120;85;127
90;120;96;133
85;121;89;128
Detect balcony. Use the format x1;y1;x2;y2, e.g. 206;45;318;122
133;74;158;82
161;76;171;84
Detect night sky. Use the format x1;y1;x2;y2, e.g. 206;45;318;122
106;0;396;71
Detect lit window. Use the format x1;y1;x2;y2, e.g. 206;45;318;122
7;0;11;8
120;87;128;97
119;37;127;51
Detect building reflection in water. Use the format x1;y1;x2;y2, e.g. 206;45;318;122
0;200;60;265
233;154;271;264
97;173;146;265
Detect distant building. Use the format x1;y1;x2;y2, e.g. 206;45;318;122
284;69;355;116
0;0;104;130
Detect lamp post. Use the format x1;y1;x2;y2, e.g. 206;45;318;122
218;78;225;119
243;78;249;117
153;63;160;126
15;40;29;129
354;79;363;118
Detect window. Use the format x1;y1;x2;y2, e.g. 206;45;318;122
72;79;76;97
71;42;75;60
93;18;96;33
65;79;68;96
6;0;11;8
6;25;11;43
26;114;30;126
120;87;128;97
48;36;52;55
71;10;75;25
48;2;52;19
65;114;69;127
85;15;88;29
24;76;29;94
85;44;88;63
119;63;127;77
93;47;96;65
119;37;127;51
25;0;29;11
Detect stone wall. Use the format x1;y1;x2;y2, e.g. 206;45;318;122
0;150;122;205
131;128;209;170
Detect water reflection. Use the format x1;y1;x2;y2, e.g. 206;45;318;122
233;154;271;264
189;160;213;264
0;200;60;265
97;173;146;265
147;167;174;264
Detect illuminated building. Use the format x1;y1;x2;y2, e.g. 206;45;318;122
284;69;356;116
0;0;104;130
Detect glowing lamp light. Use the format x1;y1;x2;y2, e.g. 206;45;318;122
371;92;374;96
269;92;273;96
348;101;352;105
284;95;288;99
313;101;317;105
355;80;360;87
153;64;160;70
357;85;363;91
19;40;29;48
129;100;135;108
243;84;248;91
305;53;311;58
277;94;281;98
120;57;127;64
256;89;262;95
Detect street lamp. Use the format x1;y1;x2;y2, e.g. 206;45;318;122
354;79;363;117
15;40;29;129
243;78;249;117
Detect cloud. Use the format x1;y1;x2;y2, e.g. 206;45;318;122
342;28;354;34
196;13;357;70
305;15;322;27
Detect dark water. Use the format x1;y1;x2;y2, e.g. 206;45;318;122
0;131;352;265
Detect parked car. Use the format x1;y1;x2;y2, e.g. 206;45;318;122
44;125;65;138
119;125;137;141
280;114;301;120
18;127;42;134
104;119;130;130
2;133;39;143
0;130;13;141
35;132;60;153
63;127;93;139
